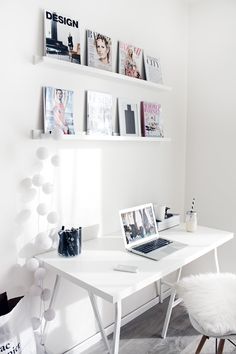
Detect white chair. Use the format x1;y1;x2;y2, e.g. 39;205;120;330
176;273;236;354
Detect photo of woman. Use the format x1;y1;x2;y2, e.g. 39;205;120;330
87;30;112;71
95;33;111;64
119;42;143;79
44;86;75;135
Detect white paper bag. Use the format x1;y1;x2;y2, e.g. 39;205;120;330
0;295;37;353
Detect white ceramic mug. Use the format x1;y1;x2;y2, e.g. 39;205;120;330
153;205;166;221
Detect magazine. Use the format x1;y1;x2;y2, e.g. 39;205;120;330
144;53;163;84
140;101;163;137
43;86;75;134
118;99;140;136
118;42;143;79
87;30;112;72
87;91;113;135
44;10;81;64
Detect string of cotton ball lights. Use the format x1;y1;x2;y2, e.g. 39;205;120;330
17;145;60;348
27;258;55;334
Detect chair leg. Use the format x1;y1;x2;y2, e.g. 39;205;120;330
217;339;225;354
228;339;236;348
195;335;208;354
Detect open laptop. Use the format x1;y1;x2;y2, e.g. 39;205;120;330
119;203;186;261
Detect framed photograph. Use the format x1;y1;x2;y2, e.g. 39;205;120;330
118;99;140;136
87;30;112;72
87;90;113;135
43;86;75;134
140;101;164;137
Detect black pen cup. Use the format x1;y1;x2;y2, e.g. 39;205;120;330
58;227;82;257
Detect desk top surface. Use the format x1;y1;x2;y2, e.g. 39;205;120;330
37;225;233;303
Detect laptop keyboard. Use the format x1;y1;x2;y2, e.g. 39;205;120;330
133;238;173;254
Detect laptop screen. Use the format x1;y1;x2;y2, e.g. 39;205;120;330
119;203;158;246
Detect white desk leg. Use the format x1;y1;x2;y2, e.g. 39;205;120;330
155;280;162;303
112;301;122;354
214;248;220;273
161;268;182;339
161;287;176;339
42;274;61;344
88;292;111;354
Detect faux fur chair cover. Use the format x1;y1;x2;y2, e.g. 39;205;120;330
176;273;236;337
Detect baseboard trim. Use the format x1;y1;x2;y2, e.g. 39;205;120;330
61;289;171;354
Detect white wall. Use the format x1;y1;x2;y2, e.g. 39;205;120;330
185;0;236;274
0;0;188;352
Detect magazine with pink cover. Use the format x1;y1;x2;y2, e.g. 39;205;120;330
144;53;163;84
118;42;143;79
141;101;164;137
87;91;113;135
87;30;112;71
43;86;75;135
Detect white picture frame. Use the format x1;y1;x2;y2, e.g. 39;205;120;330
118;98;140;136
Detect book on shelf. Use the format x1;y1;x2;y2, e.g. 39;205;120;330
140;101;164;137
118;42;143;79
86;91;113;135
87;30;112;72
144;53;163;84
44;10;81;64
118;99;140;137
43;86;75;135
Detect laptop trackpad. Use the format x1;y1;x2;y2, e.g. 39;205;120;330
151;246;179;260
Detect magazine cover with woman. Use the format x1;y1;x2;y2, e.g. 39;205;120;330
119;42;143;79
141;101;164;137
44;86;75;134
44;10;81;64
87;30;112;71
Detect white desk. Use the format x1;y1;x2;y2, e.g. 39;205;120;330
37;225;233;354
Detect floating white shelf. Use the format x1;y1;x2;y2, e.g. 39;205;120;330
33;55;172;92
31;130;171;142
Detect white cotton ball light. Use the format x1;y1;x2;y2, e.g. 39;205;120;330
32;174;44;187
52;126;64;140
32;317;41;330
15;209;31;224
47;211;58;224
36;203;48;216
51;154;60;167
30;284;42;296
34;267;46;281
20;177;32;190
35;232;52;250
36;147;49;160
26;258;39;272
43;308;56;321
41;288;51;301
21;188;37;203
42;182;53;194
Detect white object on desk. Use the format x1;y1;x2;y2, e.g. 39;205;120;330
185;211;197;232
157;214;180;231
114;264;138;273
36;225;233;354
